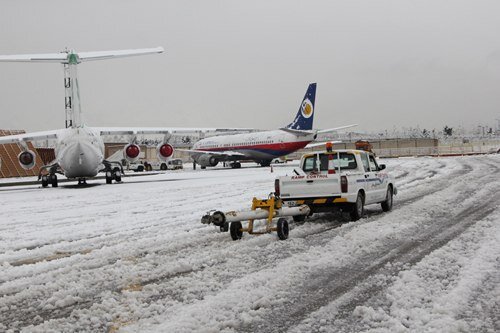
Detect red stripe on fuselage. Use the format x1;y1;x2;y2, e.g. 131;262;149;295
196;141;311;153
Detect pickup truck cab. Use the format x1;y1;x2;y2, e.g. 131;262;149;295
275;149;396;221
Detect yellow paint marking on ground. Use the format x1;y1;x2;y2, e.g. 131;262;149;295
122;282;143;293
333;198;347;203
124;256;139;263
10;249;93;266
108;319;134;333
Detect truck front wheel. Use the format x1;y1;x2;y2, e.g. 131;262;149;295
293;215;306;222
350;192;364;221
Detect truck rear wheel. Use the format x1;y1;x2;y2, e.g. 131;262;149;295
350;192;364;221
381;186;393;212
277;218;289;240
220;222;229;232
230;222;243;240
293;215;306;222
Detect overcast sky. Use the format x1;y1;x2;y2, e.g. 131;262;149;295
1;0;499;133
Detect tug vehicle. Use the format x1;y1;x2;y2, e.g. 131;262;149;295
354;140;373;153
276;143;396;221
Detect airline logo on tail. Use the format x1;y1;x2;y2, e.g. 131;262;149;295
301;99;314;118
287;83;316;130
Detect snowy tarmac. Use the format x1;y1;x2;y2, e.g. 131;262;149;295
0;155;499;332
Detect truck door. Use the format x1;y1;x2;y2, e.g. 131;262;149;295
368;154;387;201
360;152;377;204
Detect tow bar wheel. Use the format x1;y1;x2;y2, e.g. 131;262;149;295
220;222;229;233
230;221;243;240
277;218;289;240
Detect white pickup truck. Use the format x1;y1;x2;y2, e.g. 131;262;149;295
275;149;396;221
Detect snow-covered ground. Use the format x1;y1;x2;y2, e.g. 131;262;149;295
0;155;499;333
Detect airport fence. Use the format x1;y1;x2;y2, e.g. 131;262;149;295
374;144;500;158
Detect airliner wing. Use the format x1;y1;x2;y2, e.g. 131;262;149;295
0;53;68;63
177;148;245;157
0;47;164;63
279;125;357;136
316;124;358;134
78;47;164;62
305;141;342;149
0;130;60;144
279;128;315;136
94;127;253;136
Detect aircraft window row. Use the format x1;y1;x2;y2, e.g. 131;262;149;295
227;140;273;146
203;140;274;149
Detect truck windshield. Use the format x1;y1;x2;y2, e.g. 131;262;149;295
303;153;357;172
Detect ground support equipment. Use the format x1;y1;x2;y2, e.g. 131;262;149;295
201;194;310;241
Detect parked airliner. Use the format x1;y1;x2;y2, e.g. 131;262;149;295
184;83;356;169
0;48;246;187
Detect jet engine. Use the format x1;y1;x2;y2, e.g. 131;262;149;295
197;154;219;167
157;143;174;161
18;150;36;170
123;143;141;163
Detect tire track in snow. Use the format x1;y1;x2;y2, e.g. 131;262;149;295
15;158;476;330
106;157;495;332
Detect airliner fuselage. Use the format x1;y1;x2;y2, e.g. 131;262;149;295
192;129;315;161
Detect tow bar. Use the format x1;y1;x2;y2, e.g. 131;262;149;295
201;194;310;241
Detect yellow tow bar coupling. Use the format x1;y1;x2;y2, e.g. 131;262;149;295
246;195;283;235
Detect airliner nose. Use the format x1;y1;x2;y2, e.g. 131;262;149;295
76;142;85;165
60;141;101;178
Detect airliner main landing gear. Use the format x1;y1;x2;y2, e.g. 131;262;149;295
102;160;123;184
41;174;58;188
105;167;122;184
39;163;61;188
259;160;272;167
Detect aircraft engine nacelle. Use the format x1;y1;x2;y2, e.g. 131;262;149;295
18;150;36;170
197;154;219;167
123;143;141;163
157;143;174;161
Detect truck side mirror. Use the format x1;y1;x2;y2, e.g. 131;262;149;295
379;164;386;170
